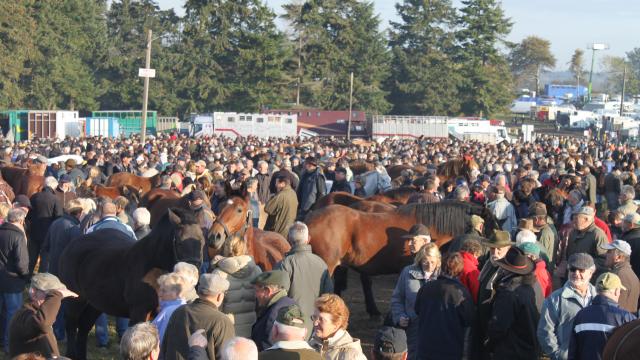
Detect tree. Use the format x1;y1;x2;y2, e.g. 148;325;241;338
456;0;514;117
282;0;391;113
0;0;37;109
568;48;586;85
626;48;640;96
386;0;461;115
509;36;556;95
601;55;640;96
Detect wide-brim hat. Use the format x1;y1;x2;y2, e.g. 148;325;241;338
496;247;535;275
483;230;514;248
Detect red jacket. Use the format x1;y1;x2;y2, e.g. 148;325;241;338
459;251;480;303
534;259;552;297
594;216;613;243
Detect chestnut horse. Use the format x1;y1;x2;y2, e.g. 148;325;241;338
306;201;498;316
602;318;640;360
386;164;427;181
1;163;47;197
368;187;416;205
106;172;162;193
436;156;479;184
314;192;395;212
208;196;291;271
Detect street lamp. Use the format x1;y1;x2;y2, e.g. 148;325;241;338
587;42;609;103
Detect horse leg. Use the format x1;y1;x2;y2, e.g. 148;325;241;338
360;273;381;317
75;305;102;360
332;265;348;296
64;298;87;359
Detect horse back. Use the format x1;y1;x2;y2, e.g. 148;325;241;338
249;228;290;271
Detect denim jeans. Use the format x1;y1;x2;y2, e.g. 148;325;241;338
1;292;23;351
53;301;66;341
95;314;129;346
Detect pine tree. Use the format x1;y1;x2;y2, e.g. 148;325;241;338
509;36;556;94
387;0;461;115
282;0;390;113
456;0;514;117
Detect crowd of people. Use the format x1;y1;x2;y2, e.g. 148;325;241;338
1;132;640;360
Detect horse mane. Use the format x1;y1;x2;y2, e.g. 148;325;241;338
384;187;416;198
399;202;469;236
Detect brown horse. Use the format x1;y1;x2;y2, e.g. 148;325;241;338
603;318;640;360
349;159;376;175
437;156;479;184
350;200;396;212
208;196;291;271
306;201;497;316
314;192;397;212
106;172;162;193
386;164;428;181
368;187;416;205
140;189;212;226
1;164;46;197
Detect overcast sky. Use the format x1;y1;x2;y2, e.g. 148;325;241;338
156;0;639;71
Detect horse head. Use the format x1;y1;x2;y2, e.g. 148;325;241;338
461;156;480;183
207;196;252;251
165;208;205;268
120;185;142;212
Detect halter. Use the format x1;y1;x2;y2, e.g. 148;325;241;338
213;209;252;244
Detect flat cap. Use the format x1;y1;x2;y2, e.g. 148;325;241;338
568;252;595;270
276;304;306;328
402;224;431;239
251;270;290;289
573;206;595;217
198;273;230;296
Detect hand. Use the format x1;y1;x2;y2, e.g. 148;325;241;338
189;329;207;348
398;316;410;328
56;289;79;298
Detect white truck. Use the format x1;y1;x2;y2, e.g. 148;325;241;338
447;118;513;144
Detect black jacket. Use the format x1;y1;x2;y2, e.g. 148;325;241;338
297;168;326;215
622;227;640;278
415;275;475;360
29;187;63;243
42;214;81;276
330;180;352;194
486;271;543;360
255;172;272;204
135;224;152;240
0;222;29;292
269;169;299;193
251;292;296;352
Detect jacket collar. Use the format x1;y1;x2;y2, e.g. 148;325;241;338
288;244;312;255
612;261;632;272
408;264;439;281
267;340;314;351
561;282;596;301
592;294;620;307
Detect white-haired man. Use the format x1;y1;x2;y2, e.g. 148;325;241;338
259;304;320;359
616;185;638;217
133;207;151;240
567;207;609;276
173;262;199;302
276;222;333;330
28;176;64;274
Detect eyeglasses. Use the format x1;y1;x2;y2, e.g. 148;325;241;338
569;267;586;273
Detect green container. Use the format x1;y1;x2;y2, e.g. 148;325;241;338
0;110;29;141
91;110;157;137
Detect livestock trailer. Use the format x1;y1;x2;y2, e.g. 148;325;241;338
27;110;81;139
367;115;449;139
0;110;29;141
191;112;297;138
91;111;157;137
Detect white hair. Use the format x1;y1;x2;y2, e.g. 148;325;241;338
516;230;537;246
221;337;258;360
133;207;151;226
621;185;635;200
44;176;58;189
287;221;309;245
173;262;199;287
271;321;307;342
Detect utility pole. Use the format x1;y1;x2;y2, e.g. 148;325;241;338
620;66;627;117
347;72;354;140
141;29;152;143
296;34;302;106
587;43;608;103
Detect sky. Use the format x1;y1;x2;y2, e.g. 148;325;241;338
156;0;640;71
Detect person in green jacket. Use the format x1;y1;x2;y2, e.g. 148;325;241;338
264;176;298;238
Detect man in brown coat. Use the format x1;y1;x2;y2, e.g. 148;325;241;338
602;240;640;312
264;176;298;238
8;273;77;358
161;273;234;360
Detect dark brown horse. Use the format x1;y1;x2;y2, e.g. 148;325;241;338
0;163;47;197
368;187;416;205
208;196;291;271
386;164;428;181
314;192;397;212
106;172;162;194
141;188;214;226
59;208;205;360
603;318;640;360
436;156;479;184
306;201;497;316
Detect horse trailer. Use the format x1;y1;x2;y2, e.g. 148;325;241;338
367;115;449;140
191;112;297;138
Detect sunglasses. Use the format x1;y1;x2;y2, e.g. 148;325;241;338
569;267;586;273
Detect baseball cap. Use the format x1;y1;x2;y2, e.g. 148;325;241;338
59;174;71;184
568;253;595;270
275;304;306;328
31;273;67;292
623;213;640;226
601;240;632;257
197;273;230;296
596;272;627;291
374;326;408;354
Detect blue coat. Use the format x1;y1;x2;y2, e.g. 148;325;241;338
568;295;636;360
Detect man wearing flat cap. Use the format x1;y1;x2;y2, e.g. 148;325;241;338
251;270;297;351
258;304;321;360
8;273;77;357
161;273;234;360
567;206;608;277
602;239;639;312
296;157;326;221
485;247;543;360
568;272;636;359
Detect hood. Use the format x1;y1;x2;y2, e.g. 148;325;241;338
214;255;256;278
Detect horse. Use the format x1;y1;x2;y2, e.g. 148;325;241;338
349;159;376;175
314;192;397;212
208;196;291;271
305;201;498;316
602;318;640;360
368;187;416;205
436;156;479;184
106;172;162;194
141;189;213;226
59;208;204;360
0;164;46;197
386;164;428;181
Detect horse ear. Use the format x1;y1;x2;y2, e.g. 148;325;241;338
168;208;181;225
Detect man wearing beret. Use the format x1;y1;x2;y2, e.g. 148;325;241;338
161;273;234;360
251;270;297;351
258;304;321;360
8;273;78;357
